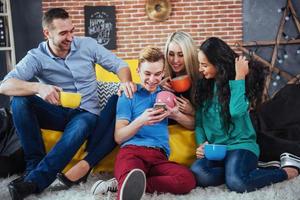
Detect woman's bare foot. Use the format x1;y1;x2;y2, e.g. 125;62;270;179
65;160;90;181
283;167;299;179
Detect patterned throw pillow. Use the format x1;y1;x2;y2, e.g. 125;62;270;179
96;81;120;111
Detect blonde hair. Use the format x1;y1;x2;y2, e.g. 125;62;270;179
164;31;199;103
138;46;165;67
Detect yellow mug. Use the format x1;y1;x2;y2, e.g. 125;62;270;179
60;91;82;109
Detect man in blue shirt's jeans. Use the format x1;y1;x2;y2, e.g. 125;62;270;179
0;8;135;200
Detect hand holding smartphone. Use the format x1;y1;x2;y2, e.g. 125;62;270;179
153;103;167;111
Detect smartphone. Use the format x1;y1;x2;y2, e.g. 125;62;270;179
153;103;167;111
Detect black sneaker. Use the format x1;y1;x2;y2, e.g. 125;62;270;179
280;152;300;173
120;169;146;200
8;175;26;187
56;171;90;188
8;180;38;200
258;160;281;169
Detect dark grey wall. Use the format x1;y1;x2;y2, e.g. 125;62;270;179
243;0;300;95
0;0;43;107
11;0;43;62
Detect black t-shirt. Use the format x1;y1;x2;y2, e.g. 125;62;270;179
168;89;191;125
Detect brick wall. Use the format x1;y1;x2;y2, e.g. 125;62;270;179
42;0;242;59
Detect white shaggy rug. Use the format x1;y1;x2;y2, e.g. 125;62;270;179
1;173;300;200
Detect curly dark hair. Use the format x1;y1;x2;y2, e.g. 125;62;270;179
195;37;267;130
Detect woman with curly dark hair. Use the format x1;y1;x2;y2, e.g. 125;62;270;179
190;37;300;193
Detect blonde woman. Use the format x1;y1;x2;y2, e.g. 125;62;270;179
161;31;199;129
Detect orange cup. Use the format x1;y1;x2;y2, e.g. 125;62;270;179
170;75;191;93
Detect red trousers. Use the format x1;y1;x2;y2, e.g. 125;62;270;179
114;145;196;198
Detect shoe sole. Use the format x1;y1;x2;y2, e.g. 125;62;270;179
258;161;280;168
120;169;146;200
280;153;300;172
280;153;300;160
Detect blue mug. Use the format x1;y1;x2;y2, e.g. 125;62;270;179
204;144;227;161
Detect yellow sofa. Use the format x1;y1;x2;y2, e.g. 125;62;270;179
42;59;197;173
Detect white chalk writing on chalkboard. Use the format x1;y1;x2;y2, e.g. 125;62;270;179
88;12;112;46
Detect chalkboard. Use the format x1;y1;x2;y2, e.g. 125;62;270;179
84;6;116;50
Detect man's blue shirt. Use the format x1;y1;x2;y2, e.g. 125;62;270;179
116;85;170;157
4;36;128;115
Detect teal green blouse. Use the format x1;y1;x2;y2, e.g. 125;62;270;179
195;80;259;157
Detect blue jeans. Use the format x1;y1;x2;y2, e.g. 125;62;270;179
84;95;118;167
190;149;287;193
11;95;97;192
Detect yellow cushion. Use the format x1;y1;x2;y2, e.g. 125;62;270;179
41;129;87;172
168;124;197;166
96;59;140;83
42;59;197;173
42;124;197;173
93;147;119;173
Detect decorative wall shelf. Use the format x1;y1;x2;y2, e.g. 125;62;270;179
236;0;300;101
0;0;15;72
